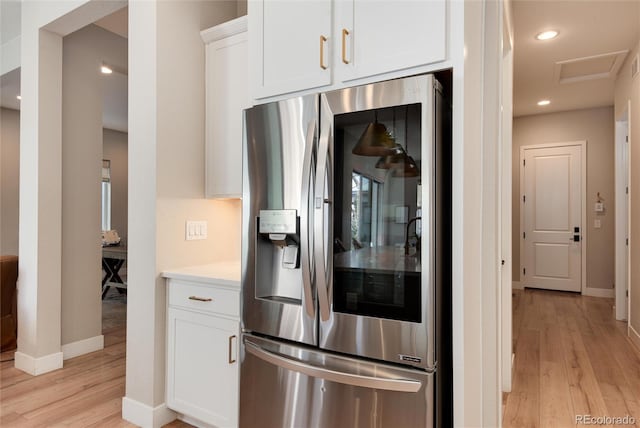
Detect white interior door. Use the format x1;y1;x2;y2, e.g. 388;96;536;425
521;144;583;292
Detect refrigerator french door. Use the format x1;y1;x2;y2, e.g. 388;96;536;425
241;74;445;428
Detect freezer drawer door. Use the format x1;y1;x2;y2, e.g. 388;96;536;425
240;334;434;428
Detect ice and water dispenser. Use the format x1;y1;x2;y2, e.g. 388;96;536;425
254;209;303;304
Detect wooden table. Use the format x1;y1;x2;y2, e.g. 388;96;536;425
102;245;127;299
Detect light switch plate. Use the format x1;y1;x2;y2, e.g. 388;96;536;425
186;220;208;240
594;219;601;229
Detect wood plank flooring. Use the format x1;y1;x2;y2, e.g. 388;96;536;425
504;289;640;428
3;288;639;427
0;293;193;427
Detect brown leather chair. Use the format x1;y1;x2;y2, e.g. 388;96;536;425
1;255;18;352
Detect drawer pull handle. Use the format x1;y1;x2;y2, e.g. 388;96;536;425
228;335;237;364
341;29;350;64
319;35;328;70
188;296;212;302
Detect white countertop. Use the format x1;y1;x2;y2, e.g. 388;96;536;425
162;261;241;287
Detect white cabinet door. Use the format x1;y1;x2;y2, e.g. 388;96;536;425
250;0;333;99
204;18;248;198
335;0;446;83
167;307;239;428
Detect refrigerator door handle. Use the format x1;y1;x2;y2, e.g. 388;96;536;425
300;119;317;318
314;119;332;321
244;340;423;393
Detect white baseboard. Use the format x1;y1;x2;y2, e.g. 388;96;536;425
122;397;176;428
512;281;523;290
62;335;104;360
583;287;615;298
179;414;216;428
629;324;640;352
14;350;63;376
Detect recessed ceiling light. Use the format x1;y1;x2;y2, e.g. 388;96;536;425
537;100;551;106
536;30;558;41
16;95;21;100
100;65;113;74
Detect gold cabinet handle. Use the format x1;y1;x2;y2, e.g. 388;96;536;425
341;29;350;64
320;35;328;70
228;335;237;364
188;296;212;302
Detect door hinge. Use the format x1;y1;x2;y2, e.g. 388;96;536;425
626;186;629;195
626;238;629;246
523;159;526;166
523;195;526;203
523;232;526;239
501;259;505;266
627;290;629;297
523;267;526;276
626;136;629;142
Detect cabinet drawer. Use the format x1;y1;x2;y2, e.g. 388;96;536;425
168;280;239;318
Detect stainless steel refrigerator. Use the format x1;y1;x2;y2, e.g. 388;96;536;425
240;74;450;428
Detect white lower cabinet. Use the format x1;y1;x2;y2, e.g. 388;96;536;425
166;279;240;428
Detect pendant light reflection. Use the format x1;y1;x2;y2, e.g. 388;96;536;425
373;106;420;177
374;144;404;169
391;156;420;177
352;114;396;156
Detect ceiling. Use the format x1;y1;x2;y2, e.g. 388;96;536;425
513;0;640;117
6;2;637;121
0;7;128;133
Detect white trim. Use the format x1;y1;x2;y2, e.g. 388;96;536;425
61;335;104;360
122;397;176;428
615;104;630;321
179;414;217;428
200;15;247;44
512;281;523;290
519;141;587;295
583;287;615;298
14;351;63;376
500;4;514;396
629;324;640;352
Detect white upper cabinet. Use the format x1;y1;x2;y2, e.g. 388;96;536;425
250;0;333;99
202;16;248;198
249;0;447;101
335;0;446;83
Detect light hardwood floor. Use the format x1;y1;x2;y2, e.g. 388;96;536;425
0;293;192;427
503;289;640;428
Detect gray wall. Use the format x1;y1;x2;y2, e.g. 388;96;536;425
512;107;615;290
103;128;128;241
61;24;127;346
1;107;19;255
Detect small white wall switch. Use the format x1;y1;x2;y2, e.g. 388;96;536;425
186;221;208;240
594;219;601;229
595;202;604;212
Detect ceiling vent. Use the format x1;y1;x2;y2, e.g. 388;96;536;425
632;55;639;79
554;50;628;84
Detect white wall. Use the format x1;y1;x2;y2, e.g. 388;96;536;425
17;0;125;374
103;128;128;241
1;107;19;256
124;1;239;424
614;37;640;340
512;107;616;291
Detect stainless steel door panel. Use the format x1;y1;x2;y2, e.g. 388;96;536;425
242;95;319;345
240;334;434;428
319;75;437;369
